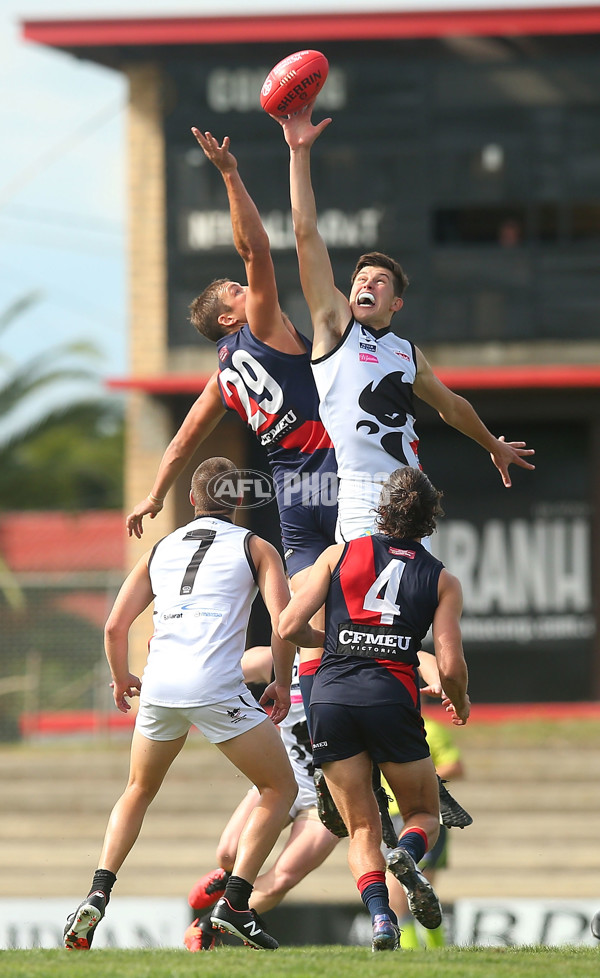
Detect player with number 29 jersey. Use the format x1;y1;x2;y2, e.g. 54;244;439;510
216;325;337;576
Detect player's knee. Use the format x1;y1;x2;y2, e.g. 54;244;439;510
215;843;236;872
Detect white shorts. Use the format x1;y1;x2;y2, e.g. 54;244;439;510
336;476;432;551
335;477;384;541
289;760;318;818
136;692;267;744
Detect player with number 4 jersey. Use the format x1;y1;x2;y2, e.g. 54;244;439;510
279;466;470;951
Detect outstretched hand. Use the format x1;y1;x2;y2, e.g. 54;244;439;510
191;128;237;174
273;100;332;150
490;434;536;488
126;495;163;539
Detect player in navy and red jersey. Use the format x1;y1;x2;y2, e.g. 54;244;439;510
126;129;335;711
215;322;336;579
279;466;470;953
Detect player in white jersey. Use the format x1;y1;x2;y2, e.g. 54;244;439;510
183;647;340;951
63;457;296;953
277;104;535;541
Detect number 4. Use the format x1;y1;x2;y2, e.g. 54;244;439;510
363;562;405;624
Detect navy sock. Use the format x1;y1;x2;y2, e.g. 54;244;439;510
357;872;397;924
224;875;253;911
399;828;427;865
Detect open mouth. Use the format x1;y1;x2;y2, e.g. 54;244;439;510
357;291;375;307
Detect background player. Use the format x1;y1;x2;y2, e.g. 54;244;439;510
63;457;296;952
183;646;340;951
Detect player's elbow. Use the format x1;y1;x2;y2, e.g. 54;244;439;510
278;610;301;645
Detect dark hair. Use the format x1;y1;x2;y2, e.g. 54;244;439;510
189;279;230;342
376;467;443;539
191;456;241;513
351;252;409;298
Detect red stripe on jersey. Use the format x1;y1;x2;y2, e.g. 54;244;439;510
299;656;322;676
376;659;418;706
218;376;278;433
339;537;378;623
219;374;245;417
279;419;333;454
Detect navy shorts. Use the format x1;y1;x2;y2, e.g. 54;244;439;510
309;700;430;767
278;495;338;578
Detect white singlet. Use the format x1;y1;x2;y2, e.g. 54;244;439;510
311;318;420;540
141;516;257;708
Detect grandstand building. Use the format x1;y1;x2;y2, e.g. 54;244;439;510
23;2;600;700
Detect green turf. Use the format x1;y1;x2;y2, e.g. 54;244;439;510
0;946;598;978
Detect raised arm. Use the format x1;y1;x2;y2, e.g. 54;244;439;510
278;106;351;358
249;536;296;724
431;569;470;726
126;371;225;539
413;348;535;488
191;128;301;353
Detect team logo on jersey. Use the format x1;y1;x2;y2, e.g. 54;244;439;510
218;345;230;362
394;350;411;360
388;547;416;558
359;352;379;363
259;409;299;446
335;621;416;662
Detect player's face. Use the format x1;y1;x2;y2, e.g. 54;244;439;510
349;266;403;326
221;281;248;328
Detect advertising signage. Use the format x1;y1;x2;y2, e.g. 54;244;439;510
421;419;594;702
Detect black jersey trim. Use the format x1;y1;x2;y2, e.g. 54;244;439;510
311;317;354;365
358;322;393;339
244;532;259;584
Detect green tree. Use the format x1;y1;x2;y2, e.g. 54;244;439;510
0;291;124;509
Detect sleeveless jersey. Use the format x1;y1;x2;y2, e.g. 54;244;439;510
312;534;443;707
216;325;336;502
311;318;420;482
142;515;257;708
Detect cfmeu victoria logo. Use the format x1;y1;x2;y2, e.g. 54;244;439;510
207;468;275;510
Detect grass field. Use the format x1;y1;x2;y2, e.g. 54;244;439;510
1;946;598;978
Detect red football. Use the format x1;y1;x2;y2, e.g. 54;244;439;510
260;49;329;118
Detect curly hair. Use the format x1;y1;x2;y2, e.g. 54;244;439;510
189;279;230;342
350;251;409;298
376;467;443;540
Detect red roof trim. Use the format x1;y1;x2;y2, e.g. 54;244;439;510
23;7;600;49
435;364;600;390
107;374;212;394
107;365;600;394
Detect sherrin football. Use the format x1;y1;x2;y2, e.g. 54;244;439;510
260;49;329;118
